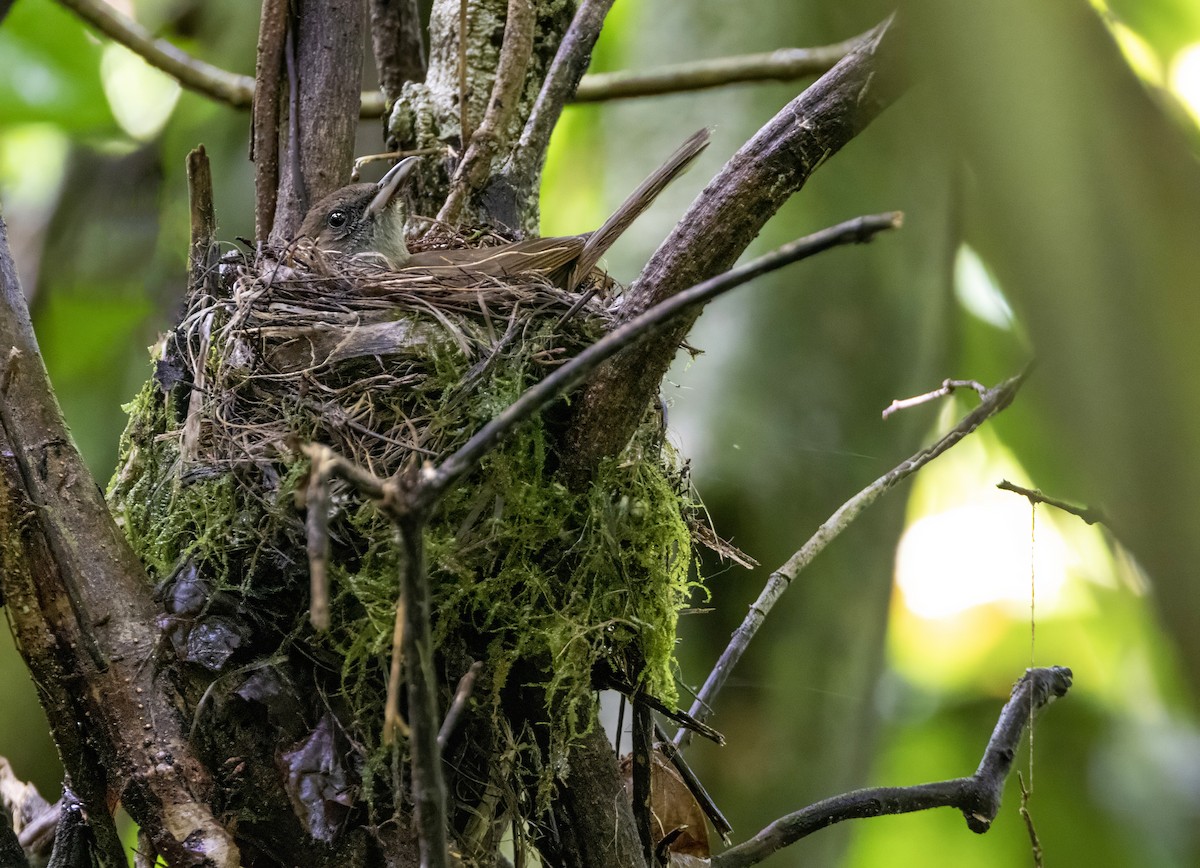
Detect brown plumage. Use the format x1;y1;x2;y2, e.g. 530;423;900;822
298;129;711;291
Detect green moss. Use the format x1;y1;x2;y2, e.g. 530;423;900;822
107;263;701;815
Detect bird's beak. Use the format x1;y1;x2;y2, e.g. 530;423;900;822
366;156;420;219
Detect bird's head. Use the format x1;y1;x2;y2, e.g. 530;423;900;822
298;156;420;266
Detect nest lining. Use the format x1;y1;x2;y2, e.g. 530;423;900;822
108;243;703;812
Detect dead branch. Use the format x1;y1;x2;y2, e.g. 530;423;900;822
431;213;901;502
573;34;861;102
677;371;1028;748
711;667;1074;868
560;15;907;487
997;479;1110;527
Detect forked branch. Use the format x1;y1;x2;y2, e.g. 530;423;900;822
712;667;1074;868
678;371;1028;748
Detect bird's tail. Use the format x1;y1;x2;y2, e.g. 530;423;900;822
566;128;712;291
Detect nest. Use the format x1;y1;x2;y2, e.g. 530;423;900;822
107;240;704;838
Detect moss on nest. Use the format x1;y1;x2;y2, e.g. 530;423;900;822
107;245;702;815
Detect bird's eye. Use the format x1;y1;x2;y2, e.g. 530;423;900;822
327;210;348;229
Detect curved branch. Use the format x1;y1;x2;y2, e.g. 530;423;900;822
427;213;901;504
711;667;1074;868
676;371;1028;748
54;0;254;107
573;35;860;102
559;15;906;486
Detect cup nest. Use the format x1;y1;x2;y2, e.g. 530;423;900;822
107;240;705;833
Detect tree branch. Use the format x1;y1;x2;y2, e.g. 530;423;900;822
270;0;367;238
428;213;901;504
53;0;254;107
677;371;1028;748
560;15;906;487
0;216;238;864
573;35;860;102
997;480;1109;527
251;0;288;240
711;667;1074;868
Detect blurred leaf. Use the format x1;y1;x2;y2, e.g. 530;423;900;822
1107;0;1200;60
0;0;117;132
907;0;1200;694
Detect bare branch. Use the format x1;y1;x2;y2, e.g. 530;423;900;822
677;371;1028;748
507;0;617;189
51;0;860;122
997;480;1110;527
632;701;654;863
270;0;367;238
573;35;860;103
54;0;254;107
653;723;733;843
561;15;906;486
882;378;989;420
438;0;535;224
428;213;901;504
711;667;1074;868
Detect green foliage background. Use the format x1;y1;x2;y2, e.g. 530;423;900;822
2;0;1199;865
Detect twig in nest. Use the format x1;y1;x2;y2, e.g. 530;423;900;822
997;480;1109;528
384;598;410;743
305;448;334;631
711;667;1073;868
437;660;482;748
677;369;1028;748
881;378;989;420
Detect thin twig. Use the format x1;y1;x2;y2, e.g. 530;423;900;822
574;35;861;102
396;516;451;868
439;0;535;224
54;0;254;106
185;146;217;294
1018;772;1044;868
437;660;483;748
631;701;654;864
881;378;988;420
305;448;333;631
426;213;902;504
507;0;616;187
384;598;410;743
997;480;1109;527
711;667;1073;868
677;369;1028;749
53;0;865;119
653;722;733;843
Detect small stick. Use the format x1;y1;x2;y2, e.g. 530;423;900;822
997;479;1109;527
252;0;287;239
383;597;410;743
631;701;654;864
304;449;333;631
882;378;988;420
711;668;1073;868
437;660;483;748
1018;772;1044;868
677;370;1028;748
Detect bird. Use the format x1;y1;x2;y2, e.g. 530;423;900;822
297;128;711;292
